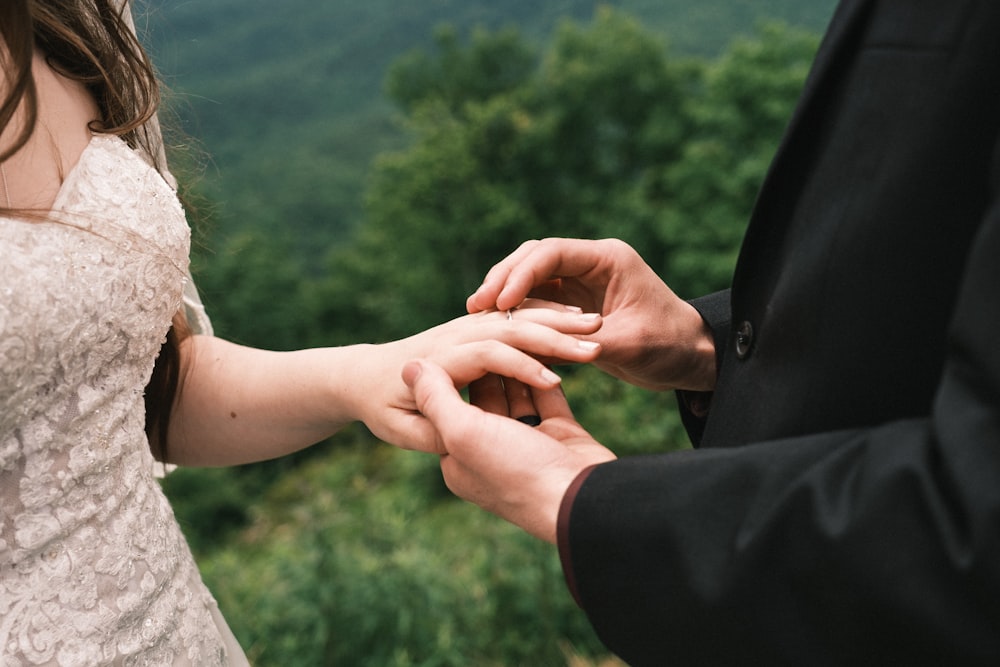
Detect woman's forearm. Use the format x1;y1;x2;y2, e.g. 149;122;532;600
165;335;370;466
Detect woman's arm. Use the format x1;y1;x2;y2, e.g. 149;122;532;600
165;307;603;466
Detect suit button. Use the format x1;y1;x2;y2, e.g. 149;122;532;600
735;321;754;359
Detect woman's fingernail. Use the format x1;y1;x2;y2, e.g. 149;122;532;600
580;313;601;322
541;368;561;384
564;304;583;313
578;341;600;351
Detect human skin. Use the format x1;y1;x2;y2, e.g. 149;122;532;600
467;238;717;393
408;237;719;542
167;305;604;466
403;355;615;543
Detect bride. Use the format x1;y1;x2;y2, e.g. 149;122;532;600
0;1;602;664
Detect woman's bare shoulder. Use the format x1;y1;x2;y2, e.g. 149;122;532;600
1;50;100;210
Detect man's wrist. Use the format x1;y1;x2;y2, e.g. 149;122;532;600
557;464;600;607
675;301;718;391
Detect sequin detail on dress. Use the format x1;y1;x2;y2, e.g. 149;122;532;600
0;135;243;666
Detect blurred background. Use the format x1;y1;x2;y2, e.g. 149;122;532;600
141;1;835;664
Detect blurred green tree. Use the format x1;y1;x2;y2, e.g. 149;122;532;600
192;230;318;350
317;10;690;342
314;12;818;343
167;13;822;666
203;446;608;666
648;21;821;295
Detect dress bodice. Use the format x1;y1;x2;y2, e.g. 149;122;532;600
0;135;244;665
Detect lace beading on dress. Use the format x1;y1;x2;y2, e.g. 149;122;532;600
0;135;243;666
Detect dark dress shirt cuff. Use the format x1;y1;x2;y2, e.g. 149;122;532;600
676;289;731;445
557;463;600;607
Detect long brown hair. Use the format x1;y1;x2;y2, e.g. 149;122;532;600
1;0;187;459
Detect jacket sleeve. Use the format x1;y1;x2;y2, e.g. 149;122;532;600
564;201;1000;665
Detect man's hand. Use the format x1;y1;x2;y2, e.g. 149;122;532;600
402;356;616;543
468;238;717;391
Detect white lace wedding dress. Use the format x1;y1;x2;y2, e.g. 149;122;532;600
0;135;249;666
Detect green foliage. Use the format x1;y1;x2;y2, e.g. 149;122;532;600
158;9;826;665
561;365;689;457
387;25;539;115
316;13;818;342
161;466;250;555
317;10;682;341
195;445;607;666
649;21;822;294
148;0;834;268
191;231;318;349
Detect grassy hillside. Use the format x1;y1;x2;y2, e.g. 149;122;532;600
143;0;836;256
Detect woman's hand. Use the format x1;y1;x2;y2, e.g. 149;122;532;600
402;356;616;544
467;238;717;392
349;304;603;453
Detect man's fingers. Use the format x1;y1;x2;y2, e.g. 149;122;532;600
469;373;509;416
403;347;557;420
469;239;598;313
467;240;541;313
502;376;537;424
380;411;446;455
401;359;467;427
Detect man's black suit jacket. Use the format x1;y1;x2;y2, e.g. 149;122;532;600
561;1;1000;664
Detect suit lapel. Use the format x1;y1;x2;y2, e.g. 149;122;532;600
731;0;875;304
770;0;874;166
